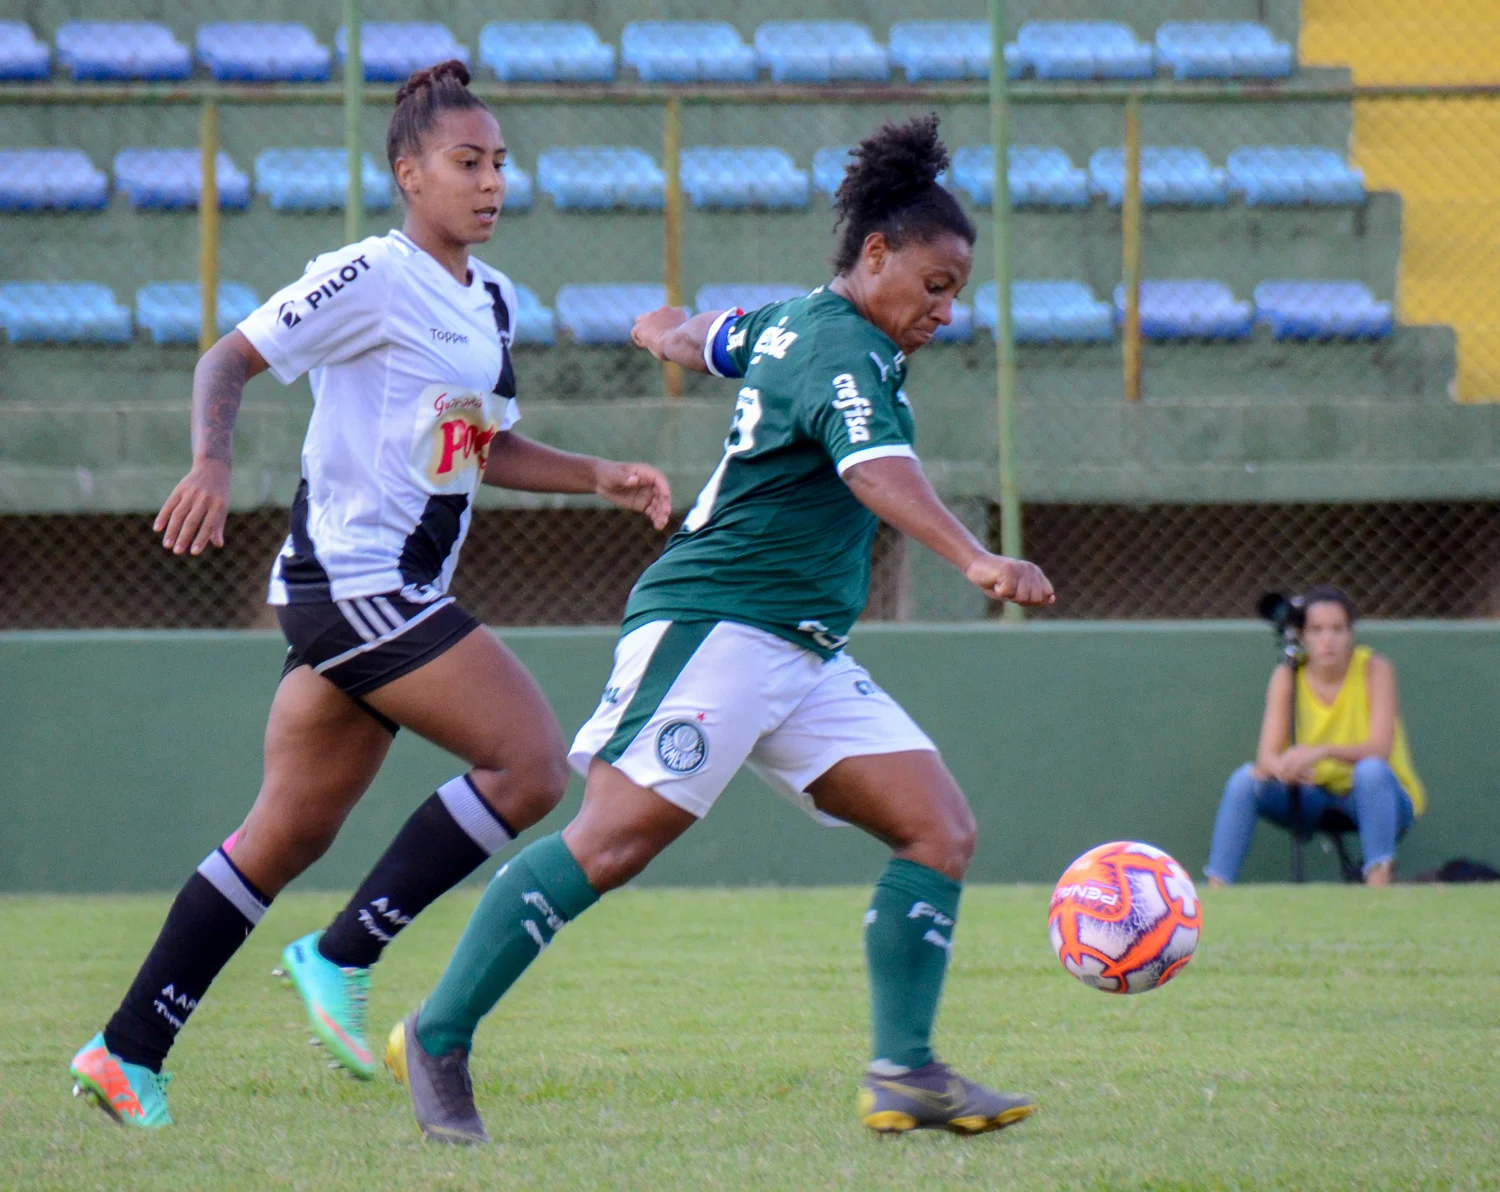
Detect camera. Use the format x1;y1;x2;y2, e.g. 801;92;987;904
1256;591;1307;663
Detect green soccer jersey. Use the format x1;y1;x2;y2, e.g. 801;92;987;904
621;285;915;658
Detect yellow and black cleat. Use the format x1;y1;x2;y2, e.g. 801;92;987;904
860;1061;1037;1136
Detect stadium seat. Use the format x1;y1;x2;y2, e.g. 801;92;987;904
338;23;469;82
0;150;108;211
1114;279;1254;339
134;281;259;345
55;22;191;81
1253;280;1393;340
694;283;807;314
555;284;667;345
254;150;392;211
951;145;1090;208
1227;147;1365;206
502;162;532;212
511;284;555;345
976;280;1114;343
0;282;132;343
196;22;330;82
1016;22;1153;80
114;149;251;211
0;21;50;80
932;300;973;343
1155;22;1293;80
812;146;855;201
621;22;756;82
753;22;889;83
887;21;1021;81
537;148;663;210
1090;147;1229;206
480;23;615;83
680;148;809;209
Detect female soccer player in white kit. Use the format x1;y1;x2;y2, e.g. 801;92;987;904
68;60;670;1128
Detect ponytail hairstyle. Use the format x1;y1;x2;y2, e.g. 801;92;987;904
386;59;490;184
832;115;976;275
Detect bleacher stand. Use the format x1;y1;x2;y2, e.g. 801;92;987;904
977;280;1115;343
1155;22;1293;80
680;148;809;209
695;283;807;313
339;23;469;82
555;284;667;344
1116;279;1254;339
537;147;663;210
0;150;108;211
114;149;251;211
753;22;889;83
135;282;259;344
1090;146;1229;206
0;21;50;80
501;162;533;212
0;282;132;343
1227;147;1365;206
812;146;855;202
254;150;392;211
511;285;555;345
196;23;330;82
951;145;1090;208
480;23;615;82
888;21;1020;81
621;22;756;82
1016;22;1153;80
55;22;191;81
1254;281;1394;341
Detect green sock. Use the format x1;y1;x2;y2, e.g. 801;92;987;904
864;857;962;1071
417;832;599;1057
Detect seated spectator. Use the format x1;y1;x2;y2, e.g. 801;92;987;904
1206;586;1426;886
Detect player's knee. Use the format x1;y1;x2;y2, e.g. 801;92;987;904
945;807;979;876
470;747;570;828
1352;756;1394;786
570;834;658;893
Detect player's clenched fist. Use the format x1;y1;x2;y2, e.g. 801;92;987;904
964;553;1055;606
631;305;691;359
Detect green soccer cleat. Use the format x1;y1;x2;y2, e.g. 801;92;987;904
277;931;375;1078
70;1032;173;1129
385;1010;490;1145
859;1061;1037;1136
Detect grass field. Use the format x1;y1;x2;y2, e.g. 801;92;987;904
3;885;1498;1190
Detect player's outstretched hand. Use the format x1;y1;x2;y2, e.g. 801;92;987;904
595;460;672;531
630;305;691;360
154;459;231;555
965;553;1055;607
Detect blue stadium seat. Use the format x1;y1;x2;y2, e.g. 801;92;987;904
114;150;251;211
1090;147;1229;206
695;283;807;314
888;21;1021;81
1016;22;1153;80
680;148;809;209
1254;281;1393;341
753;22;889;83
0;150;108;211
812;146;854;201
480;23;615;83
932;301;973;343
1227;147;1365;205
502;162;533;212
1155;22;1293;80
1114;279;1253;339
977;280;1114;343
621;22;756;82
555;285;667;345
0;282;132;343
511;284;555;345
134;282;259;345
254;150;392;211
951;145;1090;208
0;22;50;80
55;22;191;81
339;23;469;82
537;148;663;210
197;22;330;82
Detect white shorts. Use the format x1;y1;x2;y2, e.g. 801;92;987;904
568;619;937;821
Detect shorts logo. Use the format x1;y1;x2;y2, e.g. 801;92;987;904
656;720;708;774
854;679;878;696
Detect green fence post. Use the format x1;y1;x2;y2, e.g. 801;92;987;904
198;97;219;355
1122;94;1143;401
344;0;364;243
662;96;684;399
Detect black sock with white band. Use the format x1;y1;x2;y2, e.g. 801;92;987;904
103;847;270;1073
316;775;515;970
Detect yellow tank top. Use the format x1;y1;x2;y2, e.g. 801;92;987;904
1294;645;1426;814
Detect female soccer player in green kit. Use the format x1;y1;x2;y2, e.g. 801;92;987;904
387;115;1056;1144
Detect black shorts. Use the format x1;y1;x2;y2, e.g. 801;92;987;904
278;592;480;733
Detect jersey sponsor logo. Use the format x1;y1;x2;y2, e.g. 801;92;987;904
656;720;708;774
727;324;748;353
831;373;874;444
278;300;302;328
415;385;500;488
430;328;470;345
797;619;849;652
300;254;373;315
750;317;798;364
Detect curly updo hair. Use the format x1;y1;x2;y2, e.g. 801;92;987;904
386;59;490;179
832;115;976;275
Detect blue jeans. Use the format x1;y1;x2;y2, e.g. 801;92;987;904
1205;758;1415;883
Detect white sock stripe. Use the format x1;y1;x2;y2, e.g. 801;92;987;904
371;595;406;633
196;849;269;925
337;599;378;642
436;775;514;855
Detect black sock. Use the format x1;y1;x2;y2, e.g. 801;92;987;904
103;847;270;1073
317;776;515;969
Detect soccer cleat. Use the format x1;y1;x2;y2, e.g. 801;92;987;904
385;1010;490;1145
859;1061;1037;1135
69;1033;173;1129
279;931;375;1078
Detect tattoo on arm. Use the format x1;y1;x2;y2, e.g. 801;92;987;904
192;348;247;464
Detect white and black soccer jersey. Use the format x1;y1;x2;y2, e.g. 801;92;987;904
238;229;522;606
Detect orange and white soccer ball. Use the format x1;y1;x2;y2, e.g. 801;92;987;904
1048;841;1201;994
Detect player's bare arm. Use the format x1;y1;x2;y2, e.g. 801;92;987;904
482;432;671;530
631;306;724;373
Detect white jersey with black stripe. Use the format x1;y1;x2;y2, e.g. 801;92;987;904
238;229;521;606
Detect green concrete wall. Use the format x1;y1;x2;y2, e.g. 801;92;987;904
2;622;1495;893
